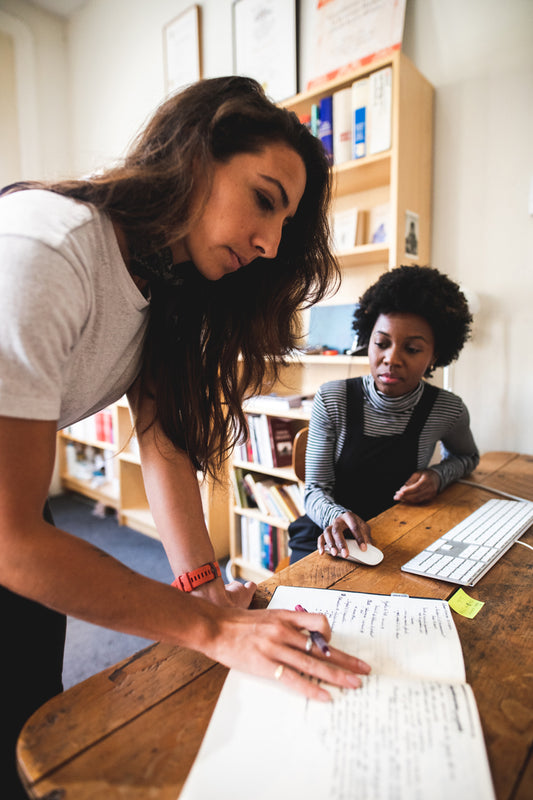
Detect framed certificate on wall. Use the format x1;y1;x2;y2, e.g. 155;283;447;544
163;5;202;95
233;0;298;102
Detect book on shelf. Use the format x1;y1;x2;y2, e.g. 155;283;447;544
238;413;304;470
310;103;320;137
368;202;390;245
236;471;304;525
267;416;295;468
180;586;496;800
368;65;392;155
65;407;115;445
282;482;305;516
318;95;333;164
282;481;305;516
331;207;367;251
247;414;274;469
244;393;313;412
231;467;252;509
332;86;352;165
351;76;369;159
238;517;288;572
268;484;299;522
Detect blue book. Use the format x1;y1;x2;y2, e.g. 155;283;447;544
260;522;272;570
318;95;333;165
351;77;368;159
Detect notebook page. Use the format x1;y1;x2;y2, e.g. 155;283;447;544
179;671;494;800
268;585;466;684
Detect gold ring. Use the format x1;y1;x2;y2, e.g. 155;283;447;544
305;635;313;652
274;664;284;681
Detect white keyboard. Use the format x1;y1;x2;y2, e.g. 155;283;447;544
401;498;533;586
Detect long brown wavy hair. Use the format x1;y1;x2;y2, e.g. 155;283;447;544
4;76;339;476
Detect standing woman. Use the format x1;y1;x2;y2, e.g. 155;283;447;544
288;265;480;563
0;76;370;798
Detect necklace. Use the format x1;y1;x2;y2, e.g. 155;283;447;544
129;247;195;287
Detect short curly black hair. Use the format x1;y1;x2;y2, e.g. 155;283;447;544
353;266;473;371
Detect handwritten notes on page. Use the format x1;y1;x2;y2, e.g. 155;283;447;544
179;587;495;800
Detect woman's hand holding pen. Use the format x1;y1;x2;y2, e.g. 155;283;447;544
317;511;372;559
203;604;370;702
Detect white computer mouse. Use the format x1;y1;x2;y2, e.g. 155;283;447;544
326;539;384;566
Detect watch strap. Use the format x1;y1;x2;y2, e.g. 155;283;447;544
172;560;221;592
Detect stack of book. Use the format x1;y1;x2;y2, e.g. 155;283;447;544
64;407;115;445
235;414;304;469
232;468;304;522
301;65;392;167
238;518;289;572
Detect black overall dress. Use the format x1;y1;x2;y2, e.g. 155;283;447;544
288;378;438;563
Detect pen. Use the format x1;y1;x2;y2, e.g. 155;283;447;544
295;604;331;656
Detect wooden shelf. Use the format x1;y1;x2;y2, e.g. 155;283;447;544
234;506;290;530
58;399;230;558
289;354;369;366
337;243;389;268
334;152;391;195
60;432;118;451
60;475;119;508
233;460;297;481
227;555;272;583
118;507;159;540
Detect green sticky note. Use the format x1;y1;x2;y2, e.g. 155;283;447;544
449;588;485;618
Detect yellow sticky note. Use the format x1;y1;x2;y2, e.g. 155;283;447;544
449;588;485;618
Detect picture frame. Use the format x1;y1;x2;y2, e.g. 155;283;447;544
163;5;202;95
232;0;298;103
404;209;420;258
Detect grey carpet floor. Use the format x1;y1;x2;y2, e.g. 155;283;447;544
48;492;228;689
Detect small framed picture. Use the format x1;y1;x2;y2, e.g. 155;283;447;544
233;0;298;102
163;5;202;95
405;210;419;258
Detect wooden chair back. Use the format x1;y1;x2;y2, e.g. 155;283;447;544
291;426;308;483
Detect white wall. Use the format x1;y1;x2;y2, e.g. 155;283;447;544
2;0;532;456
0;0;70;179
403;0;533;454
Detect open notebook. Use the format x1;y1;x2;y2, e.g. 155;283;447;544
179;586;495;800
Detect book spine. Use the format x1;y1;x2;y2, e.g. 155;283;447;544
267;417;295;468
332;87;352;165
368;67;392;155
318;95;333;165
310;103;320;138
260;522;272;570
351;77;369;159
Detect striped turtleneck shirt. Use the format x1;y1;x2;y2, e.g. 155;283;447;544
304;374;479;529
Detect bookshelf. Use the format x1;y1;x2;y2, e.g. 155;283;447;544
57;397;230;560
228;403;310;582
229;51;434;581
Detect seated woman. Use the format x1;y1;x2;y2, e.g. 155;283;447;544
288;265;479;563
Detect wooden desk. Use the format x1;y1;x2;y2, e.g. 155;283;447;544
17;452;533;800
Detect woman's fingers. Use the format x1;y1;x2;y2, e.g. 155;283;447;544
265;631;371;701
212;606;371;702
318;512;372;556
242;609;370;700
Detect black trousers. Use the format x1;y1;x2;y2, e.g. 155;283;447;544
1;501;66;799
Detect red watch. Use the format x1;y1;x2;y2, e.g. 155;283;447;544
171;560;221;592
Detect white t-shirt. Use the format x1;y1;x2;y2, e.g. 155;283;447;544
0;189;150;429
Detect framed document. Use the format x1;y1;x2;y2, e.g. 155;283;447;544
307;0;406;90
233;0;298;102
163;5;202;95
